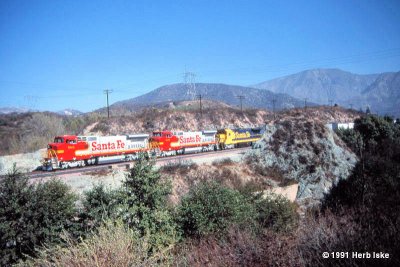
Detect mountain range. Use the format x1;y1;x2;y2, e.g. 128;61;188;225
110;83;313;112
110;68;399;117
2;68;399;117
253;68;399;116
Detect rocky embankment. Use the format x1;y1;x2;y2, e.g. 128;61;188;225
248;118;357;206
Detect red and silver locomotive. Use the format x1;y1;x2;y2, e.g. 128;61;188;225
149;130;217;156
43;134;149;170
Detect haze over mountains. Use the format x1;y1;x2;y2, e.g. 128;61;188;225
253;68;399;116
111;68;399;117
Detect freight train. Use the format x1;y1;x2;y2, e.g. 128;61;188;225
42;126;265;170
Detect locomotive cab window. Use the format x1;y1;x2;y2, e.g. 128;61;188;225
54;137;64;143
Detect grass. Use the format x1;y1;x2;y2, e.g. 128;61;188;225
20;221;173;267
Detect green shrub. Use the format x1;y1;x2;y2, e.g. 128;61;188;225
82;183;120;230
252;193;298;233
82;159;178;251
336;128;364;155
0;167;77;266
177;181;257;238
119;159;177;250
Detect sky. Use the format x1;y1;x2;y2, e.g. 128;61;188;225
0;0;399;112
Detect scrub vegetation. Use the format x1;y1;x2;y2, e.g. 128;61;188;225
1;114;398;266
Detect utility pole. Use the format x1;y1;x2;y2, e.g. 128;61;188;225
196;94;203;118
304;98;308;110
328;99;333;107
271;98;277;119
236;95;245;112
349;103;353;110
104;89;113;118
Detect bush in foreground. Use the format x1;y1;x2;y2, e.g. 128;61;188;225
82;159;178;252
177;181;257;238
252;193;298;233
20;221;172;267
0;167;77;266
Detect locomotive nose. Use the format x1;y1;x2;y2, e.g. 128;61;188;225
48;144;57;150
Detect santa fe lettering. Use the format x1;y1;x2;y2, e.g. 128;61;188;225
91;140;125;151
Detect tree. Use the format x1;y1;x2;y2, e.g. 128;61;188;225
118;158;177;250
0;167;77;266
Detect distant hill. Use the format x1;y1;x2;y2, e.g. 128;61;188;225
0;107;35;114
109;83;313;112
253;68;399;117
56;109;83;116
359;71;400;116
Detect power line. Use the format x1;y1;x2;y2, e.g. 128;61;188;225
104;89;113;118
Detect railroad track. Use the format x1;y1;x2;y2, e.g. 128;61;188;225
28;147;251;179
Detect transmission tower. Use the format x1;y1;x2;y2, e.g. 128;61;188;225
24;95;39;110
236;95;245;112
183;71;196;100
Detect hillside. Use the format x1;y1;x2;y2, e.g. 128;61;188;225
85;105;270;135
86;105;362;136
108;83;312;113
253;68;400;116
248;117;357;206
